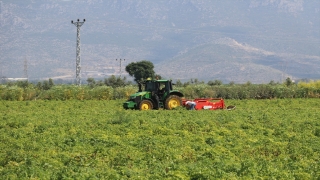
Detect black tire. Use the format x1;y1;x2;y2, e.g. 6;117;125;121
165;95;182;110
139;99;153;110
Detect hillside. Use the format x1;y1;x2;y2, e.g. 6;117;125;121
156;38;320;83
0;0;319;83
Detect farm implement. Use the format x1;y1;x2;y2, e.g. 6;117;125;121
182;98;235;110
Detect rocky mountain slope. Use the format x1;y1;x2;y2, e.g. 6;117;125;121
0;0;319;83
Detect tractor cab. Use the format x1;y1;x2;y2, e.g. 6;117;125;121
143;79;173;99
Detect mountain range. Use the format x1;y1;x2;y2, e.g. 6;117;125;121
1;0;319;83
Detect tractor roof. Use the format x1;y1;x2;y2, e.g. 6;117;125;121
144;79;171;83
156;79;171;82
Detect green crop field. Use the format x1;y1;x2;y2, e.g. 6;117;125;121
0;99;319;179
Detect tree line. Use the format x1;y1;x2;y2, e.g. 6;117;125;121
0;77;319;101
0;60;319;100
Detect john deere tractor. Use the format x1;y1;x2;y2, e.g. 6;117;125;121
123;79;184;110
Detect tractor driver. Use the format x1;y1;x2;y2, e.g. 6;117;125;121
158;84;166;95
152;82;160;109
152;91;160;109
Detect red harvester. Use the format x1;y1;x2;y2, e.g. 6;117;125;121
182;98;235;110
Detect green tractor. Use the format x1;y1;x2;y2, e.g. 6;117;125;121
123;79;184;110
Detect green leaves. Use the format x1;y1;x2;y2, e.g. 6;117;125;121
125;60;156;82
0;99;319;179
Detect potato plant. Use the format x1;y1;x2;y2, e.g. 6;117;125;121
0;99;319;179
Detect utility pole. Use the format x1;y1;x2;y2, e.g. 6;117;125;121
0;62;2;84
116;59;125;77
0;1;3;83
71;19;85;86
279;61;288;83
24;56;28;81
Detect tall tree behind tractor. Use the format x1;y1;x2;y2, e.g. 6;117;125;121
123;78;184;110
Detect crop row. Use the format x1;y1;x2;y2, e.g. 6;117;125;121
0;99;319;179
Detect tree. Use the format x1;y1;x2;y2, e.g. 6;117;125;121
36;82;42;90
42;80;51;90
87;78;96;88
125;60;155;83
16;80;29;88
268;80;277;86
245;81;252;86
208;80;222;86
285;77;293;87
48;78;54;88
37;79;54;90
104;75;128;88
175;80;183;87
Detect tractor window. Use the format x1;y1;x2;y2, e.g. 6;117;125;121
159;83;166;91
145;82;156;91
165;81;172;91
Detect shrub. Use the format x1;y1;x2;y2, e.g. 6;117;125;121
0;86;24;101
89;86;113;100
113;85;137;99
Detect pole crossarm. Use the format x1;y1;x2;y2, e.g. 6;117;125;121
71;19;85;86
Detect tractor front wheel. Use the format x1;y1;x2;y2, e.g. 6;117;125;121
165;95;182;110
139;100;153;110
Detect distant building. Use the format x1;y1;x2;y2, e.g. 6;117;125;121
7;78;28;81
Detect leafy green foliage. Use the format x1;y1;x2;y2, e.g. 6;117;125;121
298;80;320;98
86;78;96;88
0;99;319;179
208;80;223;86
125;60;156;83
285;77;294;87
103;75;131;88
36;78;54;90
1;79;320;100
87;76;131;89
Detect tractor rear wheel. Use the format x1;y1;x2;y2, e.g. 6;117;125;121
165;95;182;110
139;100;153;110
